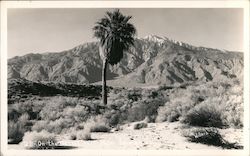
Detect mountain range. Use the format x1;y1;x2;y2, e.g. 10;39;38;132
8;35;243;87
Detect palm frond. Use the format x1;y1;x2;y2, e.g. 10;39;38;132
93;9;136;65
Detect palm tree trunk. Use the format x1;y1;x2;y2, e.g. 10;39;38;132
102;58;108;105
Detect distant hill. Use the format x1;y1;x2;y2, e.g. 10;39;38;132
8;35;243;86
8;78;109;104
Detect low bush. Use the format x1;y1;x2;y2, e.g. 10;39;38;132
113;124;123;131
11;100;44;120
220;94;243;128
76;130;92;140
128;98;165;122
156;105;179;122
32;120;49;132
156;95;196;122
85;116;111;133
32;118;75;134
104;111;121;126
18;113;30;124
47;118;75;134
39;96;79;121
8;121;25;144
69;134;77;140
182;101;223;128
184;128;224;146
8;113;32;144
183;127;243;149
21;130;58;149
8;107;21;121
127;90;142;101
63;105;90;123
133;122;148;130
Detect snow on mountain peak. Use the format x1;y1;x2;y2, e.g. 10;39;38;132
142;35;223;52
143;35;166;43
143;35;180;45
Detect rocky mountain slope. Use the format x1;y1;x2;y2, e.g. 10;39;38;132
8;35;243;86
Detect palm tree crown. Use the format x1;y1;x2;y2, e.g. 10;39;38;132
93;9;136;65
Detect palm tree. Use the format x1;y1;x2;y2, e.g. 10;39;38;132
93;9;136;105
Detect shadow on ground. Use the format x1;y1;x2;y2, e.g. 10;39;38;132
221;142;243;149
28;145;78;150
54;145;78;150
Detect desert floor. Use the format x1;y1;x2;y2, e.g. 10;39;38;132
8;122;243;150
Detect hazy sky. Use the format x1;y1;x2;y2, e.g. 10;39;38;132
8;8;243;58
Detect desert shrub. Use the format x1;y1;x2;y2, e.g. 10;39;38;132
39;96;78;121
8;121;25;144
47;118;75;134
69;134;77;140
220;94;243;128
32;120;49;132
108;88;129;102
108;99;127;110
182;101;223;128
127;102;148;122
113;124;123;131
106;87;167;124
127;89;142;101
184;82;232;102
142;89;163;99
128;98;165;122
8;107;21;121
105;109;131;126
158;82;243;128
222;110;243;128
109;113;120;126
109;87;166;115
11;99;44;120
103;111;121;126
35;97;94;134
66;127;91;141
63;105;90;123
133;122;148;130
182;92;243;128
32;118;75;134
184;128;224;146
64;127;78;140
76;130;92;140
157;86;209;123
75;122;85;130
84;115;111;133
11;101;33;115
183;127;243;149
21;130;58;149
8;112;32;144
18;113;30;125
157;104;179;122
156;94;196;122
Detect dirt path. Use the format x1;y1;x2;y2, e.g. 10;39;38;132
57;122;234;150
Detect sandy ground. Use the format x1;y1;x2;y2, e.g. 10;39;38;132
8;122;243;150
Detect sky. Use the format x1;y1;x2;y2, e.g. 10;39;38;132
8;8;243;58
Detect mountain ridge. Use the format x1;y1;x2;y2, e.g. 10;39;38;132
8;35;243;86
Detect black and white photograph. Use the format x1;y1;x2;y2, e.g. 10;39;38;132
1;1;249;156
